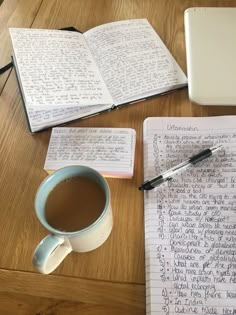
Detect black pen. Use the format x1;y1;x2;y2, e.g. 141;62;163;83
139;145;222;191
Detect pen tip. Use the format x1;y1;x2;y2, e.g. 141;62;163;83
212;144;223;153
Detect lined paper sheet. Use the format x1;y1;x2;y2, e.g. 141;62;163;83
143;116;236;315
44;127;136;178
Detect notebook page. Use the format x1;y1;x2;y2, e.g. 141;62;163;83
84;19;187;105
9;28;113;110
44;127;136;178
143;116;236;315
27;104;110;133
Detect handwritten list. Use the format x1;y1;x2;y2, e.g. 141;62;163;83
143;116;236;315
44;127;136;178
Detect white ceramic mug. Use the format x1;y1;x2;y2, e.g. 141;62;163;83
32;165;113;274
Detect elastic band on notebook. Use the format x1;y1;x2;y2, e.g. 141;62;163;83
0;61;13;75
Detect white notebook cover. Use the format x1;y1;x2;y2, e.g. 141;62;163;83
184;7;236;105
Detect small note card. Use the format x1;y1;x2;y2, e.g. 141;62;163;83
44;127;136;178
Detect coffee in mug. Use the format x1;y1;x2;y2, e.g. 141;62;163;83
45;176;106;232
32;166;113;274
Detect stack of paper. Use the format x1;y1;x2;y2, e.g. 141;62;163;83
44;127;136;178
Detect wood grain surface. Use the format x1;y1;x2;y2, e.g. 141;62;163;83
0;0;236;314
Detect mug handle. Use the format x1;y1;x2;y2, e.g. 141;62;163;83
32;234;72;274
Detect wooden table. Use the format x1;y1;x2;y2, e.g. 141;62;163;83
0;0;236;314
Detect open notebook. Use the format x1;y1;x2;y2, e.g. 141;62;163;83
142;116;236;315
9;19;187;132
